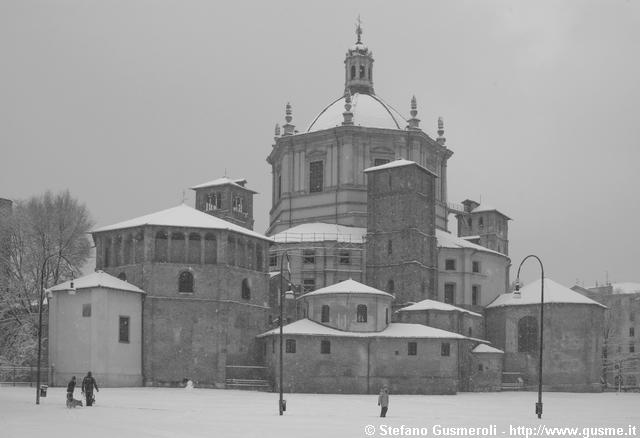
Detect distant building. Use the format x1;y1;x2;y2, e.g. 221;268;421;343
572;282;640;388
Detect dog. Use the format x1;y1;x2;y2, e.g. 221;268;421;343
66;397;83;408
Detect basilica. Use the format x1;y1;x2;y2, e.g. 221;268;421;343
47;25;605;394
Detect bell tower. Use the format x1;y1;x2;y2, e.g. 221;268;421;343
344;17;375;95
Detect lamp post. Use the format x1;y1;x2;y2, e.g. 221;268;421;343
513;254;544;419
278;250;291;416
36;253;74;405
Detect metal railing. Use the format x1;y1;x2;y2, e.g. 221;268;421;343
0;365;49;386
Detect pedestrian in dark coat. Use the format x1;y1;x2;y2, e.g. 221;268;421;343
66;376;76;404
378;386;389;417
82;372;99;406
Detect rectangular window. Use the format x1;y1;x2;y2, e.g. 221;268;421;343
82;303;91;317
320;340;331;354
630;343;636;354
444;283;455;304
302;278;316;293
445;259;456;270
119;316;130;343
472;261;480;273
441;342;450;357
374;158;390;166
472;285;480;306
631;327;635;337
285;339;296;353
277;174;282;200
269;254;278;267
408;342;417;356
339;250;350;265
309;160;324;193
303;249;316;264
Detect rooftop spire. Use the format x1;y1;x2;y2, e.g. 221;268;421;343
407;95;421;130
344;17;375;95
282;102;295;136
437;117;446;146
342;90;354;125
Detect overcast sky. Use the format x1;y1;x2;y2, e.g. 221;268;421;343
2;0;639;288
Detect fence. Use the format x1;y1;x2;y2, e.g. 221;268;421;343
0;365;49;386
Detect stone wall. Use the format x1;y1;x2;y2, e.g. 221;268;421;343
263;335;459;394
485;303;604;392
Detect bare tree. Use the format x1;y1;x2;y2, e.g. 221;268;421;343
0;190;93;365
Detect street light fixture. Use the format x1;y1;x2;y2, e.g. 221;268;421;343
36;253;74;405
513;254;545;419
278;250;291;416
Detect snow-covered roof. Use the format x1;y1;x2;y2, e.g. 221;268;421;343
468;204;511;220
270;223;366;243
49;270;145;294
92;204;272;242
472;344;504;354
299;279;394;299
486;278;607;309
363;159;437;177
257;318;466;339
189;177;256;193
436;229;506;257
611;282;640;295
307;93;407;132
396;299;482;317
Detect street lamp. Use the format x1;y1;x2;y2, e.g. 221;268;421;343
513;254;544;419
278;250;291;416
36;253;74;405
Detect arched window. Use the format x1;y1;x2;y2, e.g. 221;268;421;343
359;65;365;79
321;305;330;323
247;241;255;270
154;231;168;262
178;271;194;293
356;304;367;323
204;233;217;264
104;237;111;267
256;244;263;272
123;235;133;265
114;236;122;266
238;239;246;268
385;308;389;325
170;232;185;263
350;65;356;79
368;67;372;80
188;233;201;264
241;278;250;300
387;280;395;294
118;272;127;281
134;231;144;263
518;316;538;353
227;236;236;265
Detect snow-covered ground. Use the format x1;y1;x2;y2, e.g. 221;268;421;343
1;387;638;438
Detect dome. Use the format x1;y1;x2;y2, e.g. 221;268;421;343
307;93;407;133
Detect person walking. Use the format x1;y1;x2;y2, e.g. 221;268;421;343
378;386;389;417
82;372;99;406
66;376;76;408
